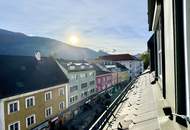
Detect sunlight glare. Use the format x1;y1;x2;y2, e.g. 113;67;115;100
69;35;79;46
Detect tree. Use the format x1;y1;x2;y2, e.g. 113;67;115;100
140;52;150;70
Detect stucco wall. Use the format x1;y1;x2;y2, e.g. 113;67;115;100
3;84;67;130
96;74;112;92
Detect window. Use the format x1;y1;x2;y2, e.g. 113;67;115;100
89;80;95;86
98;78;101;84
84;91;88;97
156;17;163;78
26;114;36;128
81;83;87;89
70;97;74;103
70;85;78;92
8;121;20;130
85;73;88;78
74;74;79;80
71;74;78;80
25;96;35;108
103;77;105;82
89;72;94;76
69;65;75;70
80;73;85;78
90;88;95;94
45;107;52;118
8;100;19;114
81;93;84;98
70;95;78;103
59;88;64;96
81;65;85;69
75;95;78;100
45;91;52;101
59;102;65;110
71;75;75;80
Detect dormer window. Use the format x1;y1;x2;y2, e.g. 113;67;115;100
67;62;72;66
81;65;85;69
69;65;75;70
85;63;89;65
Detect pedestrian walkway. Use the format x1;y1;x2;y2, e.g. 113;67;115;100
103;71;160;130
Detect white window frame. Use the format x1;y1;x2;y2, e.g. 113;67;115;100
45;91;52;101
70;95;78;103
25;114;36;128
70;96;74;103
89;72;93;76
70;85;78;93
8;100;20;115
45;107;52;118
59;101;65;110
80;73;85;78
183;0;190;117
25;96;35;108
156;18;163;79
81;82;88;89
8;121;20;130
59;88;64;96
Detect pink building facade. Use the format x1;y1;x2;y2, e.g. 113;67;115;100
96;73;112;92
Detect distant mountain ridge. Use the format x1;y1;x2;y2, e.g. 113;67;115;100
0;29;108;60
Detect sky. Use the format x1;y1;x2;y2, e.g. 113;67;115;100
0;0;151;54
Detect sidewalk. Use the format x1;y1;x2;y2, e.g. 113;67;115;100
103;72;160;130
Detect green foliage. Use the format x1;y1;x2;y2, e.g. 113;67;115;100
140;52;150;69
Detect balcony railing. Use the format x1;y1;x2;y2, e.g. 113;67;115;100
88;78;136;130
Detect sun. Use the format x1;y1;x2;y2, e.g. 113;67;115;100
69;35;79;46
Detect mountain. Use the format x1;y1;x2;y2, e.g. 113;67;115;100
134;53;142;59
0;29;108;59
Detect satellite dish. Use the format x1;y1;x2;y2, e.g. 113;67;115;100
35;51;41;61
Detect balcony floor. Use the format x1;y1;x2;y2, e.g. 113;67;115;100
103;71;160;130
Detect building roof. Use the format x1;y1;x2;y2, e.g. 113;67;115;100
92;64;111;76
99;54;140;61
148;0;156;31
99;62;128;72
0;55;69;99
57;59;95;72
115;63;129;71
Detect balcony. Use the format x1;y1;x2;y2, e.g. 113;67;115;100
89;70;178;130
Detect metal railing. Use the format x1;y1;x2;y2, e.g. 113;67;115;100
88;78;136;130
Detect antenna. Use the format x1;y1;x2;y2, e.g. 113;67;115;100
35;51;41;61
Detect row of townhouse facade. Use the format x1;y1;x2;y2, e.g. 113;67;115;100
0;55;130;130
99;53;144;78
0;55;69;130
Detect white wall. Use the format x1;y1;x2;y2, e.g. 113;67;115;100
184;0;190;117
0;100;5;130
163;0;176;111
119;60;143;78
68;70;96;107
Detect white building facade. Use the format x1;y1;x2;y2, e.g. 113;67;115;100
99;54;144;79
56;59;96;114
